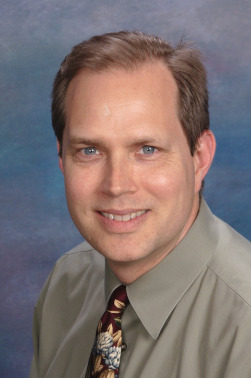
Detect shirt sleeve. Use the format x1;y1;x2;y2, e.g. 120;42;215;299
223;306;251;378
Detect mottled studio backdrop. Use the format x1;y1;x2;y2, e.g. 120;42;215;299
1;0;250;377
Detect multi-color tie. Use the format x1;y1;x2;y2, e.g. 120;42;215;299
85;285;129;378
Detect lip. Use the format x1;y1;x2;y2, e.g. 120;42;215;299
96;209;149;233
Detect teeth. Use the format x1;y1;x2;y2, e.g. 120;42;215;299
101;210;147;221
121;214;131;221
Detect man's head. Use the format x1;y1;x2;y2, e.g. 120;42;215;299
52;31;209;157
53;31;215;283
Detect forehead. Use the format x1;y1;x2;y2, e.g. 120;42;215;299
65;62;178;111
62;63;191;155
63;62;182;145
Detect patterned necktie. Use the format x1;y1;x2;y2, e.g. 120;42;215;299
85;285;129;378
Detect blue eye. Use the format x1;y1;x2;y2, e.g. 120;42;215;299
82;147;98;155
142;145;156;154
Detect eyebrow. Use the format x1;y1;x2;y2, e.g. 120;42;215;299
68;136;104;147
67;135;165;150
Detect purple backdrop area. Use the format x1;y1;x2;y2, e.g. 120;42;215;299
1;1;250;377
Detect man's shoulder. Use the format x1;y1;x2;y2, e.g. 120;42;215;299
54;240;105;275
36;241;105;307
60;240;102;261
64;240;98;255
207;214;251;306
213;214;251;253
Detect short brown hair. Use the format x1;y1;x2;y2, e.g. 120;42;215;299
52;31;209;157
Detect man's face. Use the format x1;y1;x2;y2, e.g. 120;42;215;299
59;62;202;279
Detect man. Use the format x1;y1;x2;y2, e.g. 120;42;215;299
30;31;251;378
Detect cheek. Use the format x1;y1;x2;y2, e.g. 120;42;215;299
64;179;80;206
141;161;195;201
64;169;96;205
142;167;178;199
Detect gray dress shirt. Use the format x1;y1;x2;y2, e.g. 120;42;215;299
30;200;251;377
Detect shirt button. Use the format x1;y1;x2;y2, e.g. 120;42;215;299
121;343;127;352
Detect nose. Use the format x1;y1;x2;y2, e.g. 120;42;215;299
101;154;138;197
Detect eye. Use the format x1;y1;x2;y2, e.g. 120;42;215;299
141;145;156;154
81;147;99;155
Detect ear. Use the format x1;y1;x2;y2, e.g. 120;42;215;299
193;130;216;193
57;140;64;175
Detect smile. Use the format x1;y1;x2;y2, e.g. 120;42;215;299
100;210;147;221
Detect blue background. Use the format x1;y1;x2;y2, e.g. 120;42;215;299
1;1;250;377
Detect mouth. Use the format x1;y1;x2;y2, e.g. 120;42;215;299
99;210;148;222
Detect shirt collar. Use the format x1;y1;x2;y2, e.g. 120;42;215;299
105;199;219;339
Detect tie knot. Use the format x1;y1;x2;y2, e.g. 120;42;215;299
107;285;129;317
